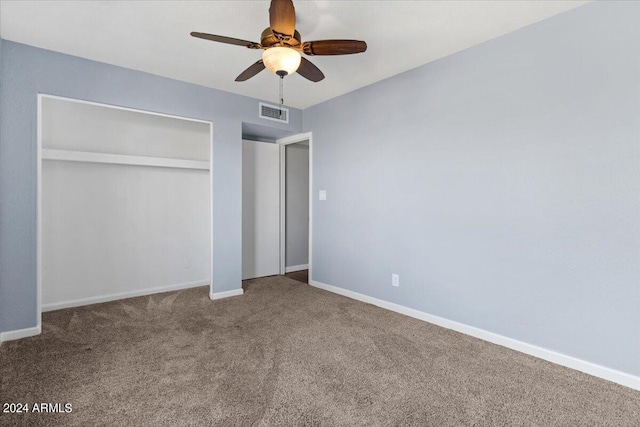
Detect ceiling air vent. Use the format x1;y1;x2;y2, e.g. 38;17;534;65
259;102;289;124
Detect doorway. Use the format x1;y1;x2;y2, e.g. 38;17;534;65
278;132;313;282
283;141;309;281
241;132;313;283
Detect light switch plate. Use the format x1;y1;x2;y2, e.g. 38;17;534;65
319;190;327;201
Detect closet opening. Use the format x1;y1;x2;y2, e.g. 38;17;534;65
37;95;213;318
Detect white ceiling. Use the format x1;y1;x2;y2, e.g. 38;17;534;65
0;0;589;109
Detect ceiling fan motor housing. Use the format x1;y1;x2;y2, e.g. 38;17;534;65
261;27;301;47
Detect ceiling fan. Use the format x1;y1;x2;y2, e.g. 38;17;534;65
190;0;367;83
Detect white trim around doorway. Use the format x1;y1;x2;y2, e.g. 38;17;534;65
276;132;313;282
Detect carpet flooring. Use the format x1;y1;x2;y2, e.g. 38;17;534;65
1;276;639;426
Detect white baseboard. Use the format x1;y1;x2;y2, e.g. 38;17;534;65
309;280;640;391
0;324;42;344
285;264;309;273
42;280;209;312
209;288;244;300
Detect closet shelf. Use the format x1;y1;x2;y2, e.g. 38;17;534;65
41;149;209;171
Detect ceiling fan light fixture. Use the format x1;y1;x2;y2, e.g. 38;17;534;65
262;46;301;76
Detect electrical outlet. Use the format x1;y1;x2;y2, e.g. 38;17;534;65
184;258;191;269
392;274;399;287
319;190;327;201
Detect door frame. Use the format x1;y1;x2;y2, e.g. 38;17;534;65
276;132;313;281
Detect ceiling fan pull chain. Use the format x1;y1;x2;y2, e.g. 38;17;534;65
279;74;284;117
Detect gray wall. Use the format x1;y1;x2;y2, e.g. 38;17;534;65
0;40;302;332
304;1;640;377
285;143;309;268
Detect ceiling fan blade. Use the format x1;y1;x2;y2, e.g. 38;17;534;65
235;60;266;82
302;40;367;56
297;57;325;82
191;32;261;49
269;0;296;40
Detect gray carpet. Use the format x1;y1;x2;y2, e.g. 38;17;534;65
1;276;639;426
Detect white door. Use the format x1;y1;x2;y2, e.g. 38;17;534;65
242;140;280;280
